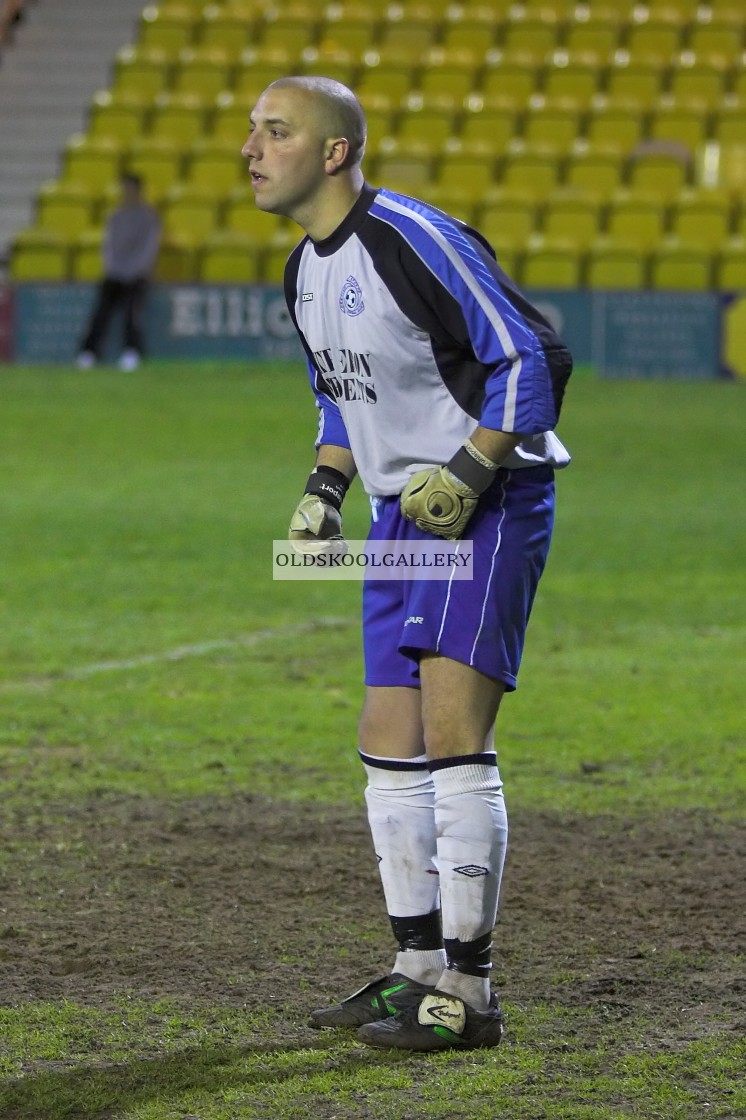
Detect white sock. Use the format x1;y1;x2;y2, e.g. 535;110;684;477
361;751;446;983
431;753;508;1012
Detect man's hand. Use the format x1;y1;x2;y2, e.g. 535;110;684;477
288;465;350;556
400;438;503;540
400;466;479;540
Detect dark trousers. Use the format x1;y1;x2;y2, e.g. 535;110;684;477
79;276;148;358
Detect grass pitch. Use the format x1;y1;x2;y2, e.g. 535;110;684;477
0;362;744;1119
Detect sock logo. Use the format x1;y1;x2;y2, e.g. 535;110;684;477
454;864;489;878
418;994;466;1034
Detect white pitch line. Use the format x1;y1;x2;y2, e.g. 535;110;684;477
0;616;352;693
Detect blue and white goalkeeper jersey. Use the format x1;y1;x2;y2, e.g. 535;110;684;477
283;185;573;497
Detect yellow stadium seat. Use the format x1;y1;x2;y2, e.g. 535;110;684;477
646;0;700;16
460;98;519;149
416;48;481;100
396;93;460;147
154;235;199;281
669;189;733;249
376;4;439;56
521;101;582;153
520;237;584;289
61;135;122;192
480;51;540;101
627;150;691;199
667;54;731;108
111;46;174;100
87;92;148;146
585;100;646;152
501;15;560;59
478;190;539;246
605;56;666;107
161;185;222;246
712;104;746;147
625;14;685;62
649;102;710;150
372;138;435;191
440;6;502;53
262;228;303;283
716;238;746;289
497;143;561;199
124;138;184;200
69;227;105;281
36;184;97;238
197;11;257;53
562;14;621;56
198;230;262;282
521;0;581;15
233;48;295;100
564;144;625;197
299;46;359;86
687;22;744;59
147;92;210;145
419;187;477;225
606;190;668;246
585;237;648;288
436;139;501;196
540;51;602;105
172;47;235;98
138;4;199;53
359;95;398;155
223;190;290;242
255;3;320;54
185;139;246;192
10;229;70;281
356;54;419;102
650;239;713;289
542;190;604;248
317;2;382;54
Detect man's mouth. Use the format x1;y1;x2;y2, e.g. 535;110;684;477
250;171;266;185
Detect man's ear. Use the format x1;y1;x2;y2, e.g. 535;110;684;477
326;137;350;173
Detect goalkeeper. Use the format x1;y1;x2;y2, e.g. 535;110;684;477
245;76;573;1052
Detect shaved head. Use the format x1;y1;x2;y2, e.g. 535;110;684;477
265;76;367;167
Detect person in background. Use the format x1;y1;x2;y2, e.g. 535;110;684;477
76;173;161;371
242;76;573;1053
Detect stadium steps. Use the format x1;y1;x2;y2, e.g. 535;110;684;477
0;0;146;270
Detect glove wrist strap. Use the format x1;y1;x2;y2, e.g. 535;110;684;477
447;439;501;495
304;466;350;511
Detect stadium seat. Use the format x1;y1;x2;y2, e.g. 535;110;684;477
262;228;303;283
606;190;668;247
520;237;584;289
356;55;420;103
668;53;731;108
440;6;502;53
317;2;382;54
161;184;222;247
137;4;199;53
650;239;713;289
716;238;746;289
687;21;744;59
36;183;97;238
111;46;174;100
436;139;501;196
541;190;603;249
256;3;321;54
627;150;692;199
562;13;622;56
147;92;210;146
501;15;560;58
154;235;199;281
210;94;253;145
521;102;582;154
299;46;359;86
395;93;460;148
185;139;246;192
124;138;184;200
712;103;746;148
669;189;733;249
648;102;710;151
497;144;561;200
605;57;666;107
564;144;625;197
585;100;646;152
9;229;70;280
222;189;290;242
372;138;435;191
376;4;439;56
416;48;482;100
624;15;685;62
69;227;105;282
172;47;235;98
232;49;295;100
539;51;602;105
460;98;519;150
87;92;149;146
480;51;541;101
478;190;539;246
197;9;257;53
61;135;123;192
359;95;398;155
419;187;477;225
198;229;263;282
585;237;649;289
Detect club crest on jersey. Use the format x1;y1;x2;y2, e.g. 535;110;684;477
339;275;365;317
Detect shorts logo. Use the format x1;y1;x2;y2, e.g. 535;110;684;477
339;275;365;316
405;615;424;625
301;292;313;302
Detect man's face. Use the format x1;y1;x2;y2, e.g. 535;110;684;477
242;86;331;220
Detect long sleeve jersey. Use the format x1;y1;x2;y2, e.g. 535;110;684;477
284;185;573;497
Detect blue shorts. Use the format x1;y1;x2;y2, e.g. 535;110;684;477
362;467;555;690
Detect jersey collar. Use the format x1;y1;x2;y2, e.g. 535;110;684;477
310;184;378;257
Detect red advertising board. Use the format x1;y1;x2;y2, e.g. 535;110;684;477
0;283;13;361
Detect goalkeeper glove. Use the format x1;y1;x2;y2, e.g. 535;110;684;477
289;465;349;555
400;439;501;540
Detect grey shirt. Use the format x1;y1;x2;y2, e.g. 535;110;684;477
104;202;161;282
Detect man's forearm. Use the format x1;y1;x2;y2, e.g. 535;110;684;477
315;444;357;482
468;426;523;467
